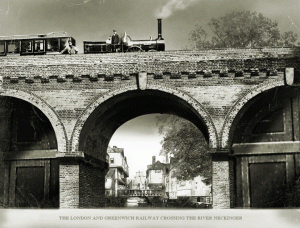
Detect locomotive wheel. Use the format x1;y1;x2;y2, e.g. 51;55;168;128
127;46;143;52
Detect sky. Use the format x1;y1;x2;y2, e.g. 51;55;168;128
2;0;300;178
1;0;300;52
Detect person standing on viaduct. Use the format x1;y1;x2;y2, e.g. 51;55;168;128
111;29;120;52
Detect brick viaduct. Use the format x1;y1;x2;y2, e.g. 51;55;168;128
1;48;300;209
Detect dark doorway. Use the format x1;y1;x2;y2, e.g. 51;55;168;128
15;166;45;207
249;162;286;208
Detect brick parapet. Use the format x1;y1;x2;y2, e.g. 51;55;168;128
1;47;299;65
0;48;299;83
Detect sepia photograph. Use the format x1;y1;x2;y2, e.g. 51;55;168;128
0;0;300;227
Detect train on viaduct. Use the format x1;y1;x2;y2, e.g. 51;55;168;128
0;47;300;209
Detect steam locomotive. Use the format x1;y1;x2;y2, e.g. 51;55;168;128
0;19;165;56
83;19;165;53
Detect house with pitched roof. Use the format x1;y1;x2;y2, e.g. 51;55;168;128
146;156;170;190
105;146;129;197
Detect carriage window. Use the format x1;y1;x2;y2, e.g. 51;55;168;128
60;38;69;49
47;38;59;52
21;40;33;53
8;40;20;53
34;40;45;52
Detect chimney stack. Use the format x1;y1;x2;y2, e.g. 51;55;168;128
152;156;156;164
157;19;163;40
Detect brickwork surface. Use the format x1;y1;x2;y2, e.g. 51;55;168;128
1;48;300;208
59;163;79;208
79;163;106;208
1;48;298;152
212;160;230;209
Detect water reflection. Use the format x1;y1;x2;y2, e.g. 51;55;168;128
106;196;212;209
125;197;149;207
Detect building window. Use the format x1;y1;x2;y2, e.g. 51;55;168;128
110;158;114;164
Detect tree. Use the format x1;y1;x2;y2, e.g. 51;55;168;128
189;11;298;49
156;115;211;181
188;25;211;50
280;31;298;47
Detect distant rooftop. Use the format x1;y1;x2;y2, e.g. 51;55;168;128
108;145;124;154
107;146;126;161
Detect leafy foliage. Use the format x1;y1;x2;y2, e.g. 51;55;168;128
188;11;298;49
156;115;211;181
188;25;211;50
280;31;298;47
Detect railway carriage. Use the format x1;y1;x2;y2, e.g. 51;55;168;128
0;32;75;56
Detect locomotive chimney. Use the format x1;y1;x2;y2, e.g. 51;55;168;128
157;19;163;40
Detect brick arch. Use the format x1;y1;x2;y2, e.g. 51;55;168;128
220;80;285;148
70;83;218;152
0;89;67;152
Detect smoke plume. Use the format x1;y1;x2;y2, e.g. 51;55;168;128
156;0;199;19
